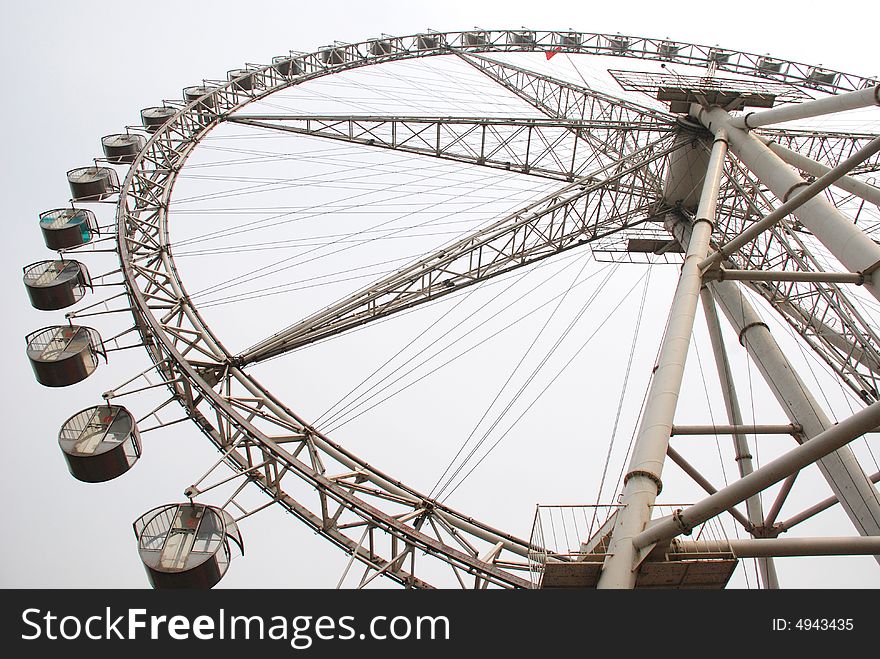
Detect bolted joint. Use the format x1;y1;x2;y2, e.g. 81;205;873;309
623;469;663;494
750;523;784;539
782;180;811;202
672;509;692;536
738;320;769;346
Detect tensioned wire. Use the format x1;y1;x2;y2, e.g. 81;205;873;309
243;243;595;372
248;70;514;118
203;59;548;144
168;104;552;215
163;68;648;274
168;143;580;376
175;159;576;238
311;262;494;429
755;281;880;475
174;217;523;260
174;155;550;303
180;138;413;169
173;216;524;258
187;171;549;307
172;190;541;257
183;217;538;307
177;137;620;402
166;51;622;234
168;133;551;254
171;138;542;210
195;183;569;347
248;73;510;116
319;256;614;434
270;50;542;107
173;139;546;207
428;252;603;500
170;176;545;241
592;265;651;512
311;244;593;428
198;265;406;309
243;54;543;118
436;266;656;503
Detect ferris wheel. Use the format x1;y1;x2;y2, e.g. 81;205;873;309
23;29;880;589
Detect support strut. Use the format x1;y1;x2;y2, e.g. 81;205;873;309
596;132;729;589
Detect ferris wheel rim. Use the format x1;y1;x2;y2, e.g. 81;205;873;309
111;30;879;588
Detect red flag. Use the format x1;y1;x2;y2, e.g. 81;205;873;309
546;47;561;60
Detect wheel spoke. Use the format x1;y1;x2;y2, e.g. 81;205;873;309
225;114;673;182
237;133;678;364
457;53;673;180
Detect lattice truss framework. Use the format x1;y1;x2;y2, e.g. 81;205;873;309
94;30;880;588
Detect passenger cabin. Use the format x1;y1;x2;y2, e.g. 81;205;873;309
38;208;97;250
59;405;141;482
22;259;91;310
26;325;104;387
141;107;176;133
102;134;146;164
67;167;119;201
133;503;244;589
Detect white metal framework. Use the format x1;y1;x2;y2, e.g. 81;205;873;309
37;29;880;589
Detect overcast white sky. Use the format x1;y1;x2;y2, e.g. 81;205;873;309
2;0;879;590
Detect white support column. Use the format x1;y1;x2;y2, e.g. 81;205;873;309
759;136;880;207
709;269;864;284
634;398;880;551
669;215;880;557
730;85;880;129
701;287;779;589
676;536;880;558
699;135;880;272
595;132;729;589
780;471;880;531
694;105;880;301
672;424;799;435
709;273;880;548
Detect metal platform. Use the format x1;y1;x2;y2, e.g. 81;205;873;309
541;555;738;589
609;70;811;112
530;504;738;589
591;229;685;264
